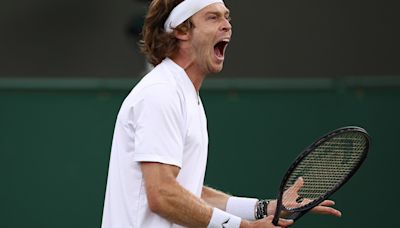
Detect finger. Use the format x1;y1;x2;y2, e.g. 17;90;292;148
311;205;342;217
264;215;294;227
301;198;312;205
291;177;304;192
276;218;294;227
318;200;335;207
265;215;274;221
299;199;334;207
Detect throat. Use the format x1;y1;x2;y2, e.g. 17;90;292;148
214;45;225;59
214;41;227;59
214;46;223;58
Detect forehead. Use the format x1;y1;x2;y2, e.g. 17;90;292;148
196;3;230;16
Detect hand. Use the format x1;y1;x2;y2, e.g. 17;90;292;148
241;215;293;228
267;177;342;218
310;199;342;217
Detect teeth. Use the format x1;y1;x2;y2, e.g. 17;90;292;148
215;38;230;45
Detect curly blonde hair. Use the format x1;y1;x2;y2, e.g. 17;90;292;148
139;0;194;66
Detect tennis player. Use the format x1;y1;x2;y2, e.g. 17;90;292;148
101;1;342;227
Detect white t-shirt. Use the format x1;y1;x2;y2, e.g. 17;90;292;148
102;58;209;228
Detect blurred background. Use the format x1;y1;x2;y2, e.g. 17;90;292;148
0;0;399;227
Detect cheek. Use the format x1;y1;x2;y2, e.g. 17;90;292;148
193;29;215;46
190;29;217;58
192;38;212;56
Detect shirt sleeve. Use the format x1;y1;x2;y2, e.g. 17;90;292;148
131;83;185;168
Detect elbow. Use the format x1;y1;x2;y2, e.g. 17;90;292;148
147;190;164;214
146;186;172;215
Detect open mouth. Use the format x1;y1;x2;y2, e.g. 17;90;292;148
214;40;229;59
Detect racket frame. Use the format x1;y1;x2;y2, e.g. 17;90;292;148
272;126;370;225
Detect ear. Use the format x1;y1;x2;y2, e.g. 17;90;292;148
173;29;190;41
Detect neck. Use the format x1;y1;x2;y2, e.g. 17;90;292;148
170;52;206;92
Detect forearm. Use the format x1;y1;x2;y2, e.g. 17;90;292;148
201;186;231;210
202;186;261;221
149;183;287;228
149;182;253;227
147;178;212;227
141;163;244;227
200;188;293;228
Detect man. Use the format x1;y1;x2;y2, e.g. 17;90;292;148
101;0;342;227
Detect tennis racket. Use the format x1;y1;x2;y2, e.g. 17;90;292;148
272;126;370;225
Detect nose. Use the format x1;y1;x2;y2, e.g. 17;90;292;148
221;18;232;32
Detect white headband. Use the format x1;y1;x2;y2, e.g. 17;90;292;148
164;0;224;33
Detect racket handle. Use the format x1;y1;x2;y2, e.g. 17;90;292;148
272;215;280;226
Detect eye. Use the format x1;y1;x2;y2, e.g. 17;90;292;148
208;15;218;21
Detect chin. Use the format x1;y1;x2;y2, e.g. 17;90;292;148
213;66;224;73
208;61;224;74
208;67;223;74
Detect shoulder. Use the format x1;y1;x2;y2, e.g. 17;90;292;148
120;79;185;119
134;62;181;98
138;83;182;107
117;61;190;121
131;60;190;106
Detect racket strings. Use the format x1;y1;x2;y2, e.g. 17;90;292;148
282;132;367;210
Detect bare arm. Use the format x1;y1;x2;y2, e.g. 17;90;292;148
141;162;292;228
140;162;212;227
201;186;230;210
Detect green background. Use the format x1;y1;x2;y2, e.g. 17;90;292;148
0;77;398;227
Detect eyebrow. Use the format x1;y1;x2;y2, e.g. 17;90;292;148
205;10;230;17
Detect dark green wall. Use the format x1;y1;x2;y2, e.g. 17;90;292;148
2;0;400;78
1;77;399;227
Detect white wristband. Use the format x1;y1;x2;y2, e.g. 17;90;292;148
207;208;241;228
226;196;259;221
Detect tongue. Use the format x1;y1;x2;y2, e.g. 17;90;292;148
214;45;223;58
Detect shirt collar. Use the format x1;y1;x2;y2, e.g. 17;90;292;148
163;58;199;103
